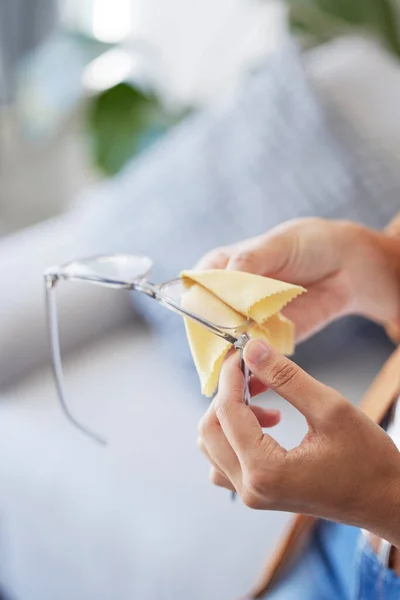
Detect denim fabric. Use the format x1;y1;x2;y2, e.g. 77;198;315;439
356;537;400;600
265;521;359;600
265;521;400;600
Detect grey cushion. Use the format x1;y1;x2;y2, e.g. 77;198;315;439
79;37;400;371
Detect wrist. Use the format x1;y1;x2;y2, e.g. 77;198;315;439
342;224;400;326
362;465;400;548
374;233;400;327
383;220;400;342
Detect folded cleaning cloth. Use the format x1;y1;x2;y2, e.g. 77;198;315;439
180;270;305;396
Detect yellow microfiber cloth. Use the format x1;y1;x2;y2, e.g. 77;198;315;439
180;269;305;397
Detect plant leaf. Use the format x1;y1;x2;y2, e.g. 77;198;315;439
87;82;170;176
287;0;400;58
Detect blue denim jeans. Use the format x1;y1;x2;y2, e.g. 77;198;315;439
265;521;400;600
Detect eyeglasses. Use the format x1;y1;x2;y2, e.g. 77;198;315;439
44;254;253;445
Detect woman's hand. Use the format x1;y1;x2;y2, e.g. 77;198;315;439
198;339;400;547
196;218;400;340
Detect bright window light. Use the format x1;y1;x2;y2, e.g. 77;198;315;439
92;0;132;43
83;48;134;91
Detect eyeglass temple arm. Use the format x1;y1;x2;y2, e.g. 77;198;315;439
44;272;249;446
230;333;251;502
44;274;107;445
234;333;251;406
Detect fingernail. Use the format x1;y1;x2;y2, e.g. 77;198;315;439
245;339;270;365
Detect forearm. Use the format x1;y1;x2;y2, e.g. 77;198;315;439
351;220;400;549
383;230;400;344
373;231;400;324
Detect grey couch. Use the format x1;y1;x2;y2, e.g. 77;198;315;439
0;36;399;600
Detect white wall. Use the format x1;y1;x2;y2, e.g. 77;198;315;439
0;0;284;236
128;0;284;105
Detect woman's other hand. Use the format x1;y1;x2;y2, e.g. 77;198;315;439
198;341;400;547
196;218;400;340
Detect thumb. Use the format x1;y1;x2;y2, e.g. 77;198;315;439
243;339;337;425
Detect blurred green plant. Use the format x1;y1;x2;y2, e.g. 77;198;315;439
286;0;400;58
87;82;188;176
87;1;400;176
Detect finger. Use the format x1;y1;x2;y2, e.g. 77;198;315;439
282;271;352;342
197;435;227;472
249;375;269;397
209;466;235;491
194;246;234;270
226;219;337;284
244;339;340;424
194;227;294;274
198;394;279;481
197;437;235;491
214;353;269;458
226;227;296;275
198;398;241;481
250;406;281;428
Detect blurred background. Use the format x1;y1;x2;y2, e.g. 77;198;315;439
1;0;282;234
1;1;400;599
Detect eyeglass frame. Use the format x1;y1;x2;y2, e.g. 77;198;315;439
44;254;252;446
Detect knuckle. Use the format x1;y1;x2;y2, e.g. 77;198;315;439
206;247;229;267
242;467;282;509
209;468;220;486
197;417;206;438
197;408;219;438
195;246;230;270
197;415;211;438
241;488;263;510
246;471;265;496
209;468;227;488
215;399;232;422
241;470;265;508
324;393;351;423
241;491;257;509
267;359;300;390
197;436;205;452
229;249;258;271
214;247;229;259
